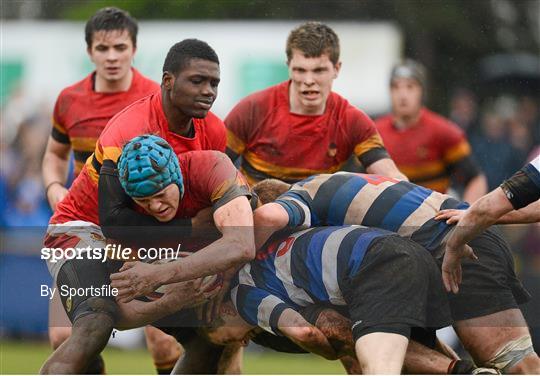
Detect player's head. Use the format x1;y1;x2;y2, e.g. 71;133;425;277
118;135;184;222
202;301;258;346
252;179;292;205
85;7;138;83
161;39;220;119
389;59;427;119
286;22;341;115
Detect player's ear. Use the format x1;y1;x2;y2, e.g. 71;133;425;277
87;46;94;62
334;61;342;78
162;72;174;90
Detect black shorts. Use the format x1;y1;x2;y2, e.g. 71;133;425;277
56;257;118;323
343;236;452;342
437;227;531;321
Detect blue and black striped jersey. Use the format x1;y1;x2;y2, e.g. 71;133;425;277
275;172;469;252
231;225;391;335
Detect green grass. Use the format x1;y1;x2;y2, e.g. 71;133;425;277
0;340;345;374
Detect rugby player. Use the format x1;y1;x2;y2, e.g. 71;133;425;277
375;59;487;202
40;7;182;374
225;21;406;185
205;225;452;374
39;39;239;374
437;154;540;294
251;173;540;373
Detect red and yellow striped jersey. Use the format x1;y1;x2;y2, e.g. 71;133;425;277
375;108;472;193
51;68;159;175
225;81;388;185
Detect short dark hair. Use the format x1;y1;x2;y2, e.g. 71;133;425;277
286;22;340;65
162;39;220;75
85;7;138;48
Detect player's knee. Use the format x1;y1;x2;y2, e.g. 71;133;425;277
49;326;71;349
482;335;537;373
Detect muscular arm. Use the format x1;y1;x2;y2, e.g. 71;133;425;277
253;203;290;249
156;196;255;284
496;199;540;224
278;308;338;360
446;187;513;250
365;158;408;181
42;136;71;210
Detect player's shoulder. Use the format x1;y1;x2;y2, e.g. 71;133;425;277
198;111;226;135
132;68;160;92
236;81;287;108
56;73;93;101
180;150;233;177
422;108;461;131
373;113;394;129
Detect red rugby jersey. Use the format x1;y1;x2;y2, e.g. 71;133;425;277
51;68;159;174
225;81;387;185
51;93;226;225
375;108;472;193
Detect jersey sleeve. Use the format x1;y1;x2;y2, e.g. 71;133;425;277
439;121;472;165
232;277;293;335
274;190;313;228
225;98;254;156
500;155;540;209
190;151;252;212
51;94;70;144
350;109;389;167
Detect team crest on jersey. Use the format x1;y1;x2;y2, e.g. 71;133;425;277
416;145;428;159
327;142;337;158
90;232;105;242
66;297;72;312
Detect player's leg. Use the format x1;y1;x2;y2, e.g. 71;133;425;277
48;293;71;349
454;310;539;374
355;332;409;374
144;326;183;374
443;228;540;373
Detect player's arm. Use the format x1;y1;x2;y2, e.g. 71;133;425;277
253;203;290;249
42;136;71;211
278;308;339;360
155;195;255;283
365;157;408;181
115;277;217;329
437;199;540;225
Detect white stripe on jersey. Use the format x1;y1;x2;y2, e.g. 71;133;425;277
257;294;287;334
321;226;358;305
238;263;256;287
399;191;450;237
290;174;331;198
274;228;314;307
343;180;396;224
532;155;540;174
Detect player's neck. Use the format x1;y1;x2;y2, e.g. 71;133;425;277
162;95;194;137
94;69;133;93
393;110;421;130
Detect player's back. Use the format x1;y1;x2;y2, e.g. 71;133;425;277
240;225;391;309
278;172;469;252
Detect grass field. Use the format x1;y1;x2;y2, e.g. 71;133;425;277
0;340;345;374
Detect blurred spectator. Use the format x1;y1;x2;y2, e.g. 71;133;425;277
516;96;540;147
470;112;525;190
449;88;480;138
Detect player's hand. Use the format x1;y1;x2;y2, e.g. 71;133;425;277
196;275;230;323
110;261;161;303
435;209;465;224
160;277;219;310
46;183;68;211
442;243;478;294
